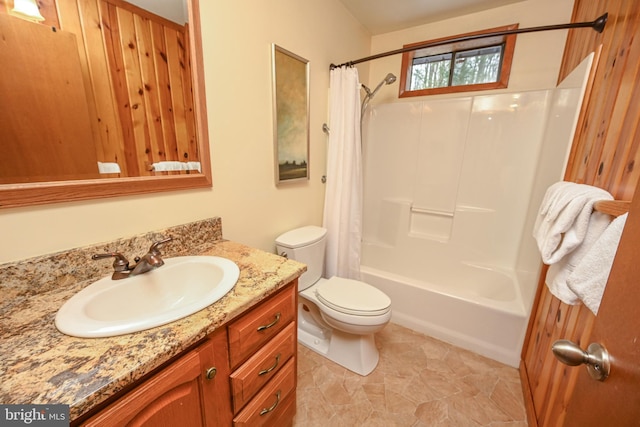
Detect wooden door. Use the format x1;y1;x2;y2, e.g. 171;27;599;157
562;180;640;426
0;14;99;184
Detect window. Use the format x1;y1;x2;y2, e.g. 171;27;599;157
400;24;518;98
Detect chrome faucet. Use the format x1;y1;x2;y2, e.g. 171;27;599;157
92;237;173;280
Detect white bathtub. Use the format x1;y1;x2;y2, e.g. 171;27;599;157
360;253;528;367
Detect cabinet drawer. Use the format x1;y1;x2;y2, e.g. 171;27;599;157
232;357;296;427
228;283;296;368
230;322;296;413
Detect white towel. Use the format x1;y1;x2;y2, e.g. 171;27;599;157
544;211;611;304
152;161;201;172
567;213;628;315
533;182;613;264
185;161;202;172
97;161;121;174
152;161;183;172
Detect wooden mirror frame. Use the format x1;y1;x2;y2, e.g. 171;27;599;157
0;0;211;209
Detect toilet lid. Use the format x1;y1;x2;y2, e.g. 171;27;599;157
275;226;326;249
316;277;391;316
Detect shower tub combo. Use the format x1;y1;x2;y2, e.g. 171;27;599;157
360;75;589;367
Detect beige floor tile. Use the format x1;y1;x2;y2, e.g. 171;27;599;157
293;323;528;426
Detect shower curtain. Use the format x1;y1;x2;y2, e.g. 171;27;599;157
323;66;363;279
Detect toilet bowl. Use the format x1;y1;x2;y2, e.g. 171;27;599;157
275;226;392;375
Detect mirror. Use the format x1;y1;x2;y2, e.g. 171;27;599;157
0;0;210;208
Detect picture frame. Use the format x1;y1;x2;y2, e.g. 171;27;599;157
271;44;310;184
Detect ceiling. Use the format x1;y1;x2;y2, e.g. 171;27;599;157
338;0;526;35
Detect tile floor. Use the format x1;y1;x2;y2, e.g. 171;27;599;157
293;323;528;426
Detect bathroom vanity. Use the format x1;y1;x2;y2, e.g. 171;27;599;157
0;218;306;426
80;282;298;426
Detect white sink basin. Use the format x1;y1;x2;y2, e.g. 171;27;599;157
55;256;240;338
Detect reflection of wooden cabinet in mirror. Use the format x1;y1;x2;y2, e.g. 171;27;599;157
0;0;211;208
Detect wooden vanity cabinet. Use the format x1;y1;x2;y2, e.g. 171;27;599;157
78;281;297;427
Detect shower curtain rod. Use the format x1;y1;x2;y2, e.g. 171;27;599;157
329;13;608;70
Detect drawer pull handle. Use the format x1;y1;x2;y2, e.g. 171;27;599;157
257;312;281;332
205;367;217;380
258;353;281;376
259;390;281;416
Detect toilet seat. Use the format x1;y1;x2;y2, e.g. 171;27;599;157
315;277;391;316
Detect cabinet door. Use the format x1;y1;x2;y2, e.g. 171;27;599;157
83;350;205;427
199;328;233;427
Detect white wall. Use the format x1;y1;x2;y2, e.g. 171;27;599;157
362;0;575;104
0;0;370;264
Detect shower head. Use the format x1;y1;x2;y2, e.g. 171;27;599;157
383;73;397;85
368;73;397;99
361;72;398;119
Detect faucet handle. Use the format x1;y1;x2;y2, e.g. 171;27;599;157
91;252;130;272
148;236;173;255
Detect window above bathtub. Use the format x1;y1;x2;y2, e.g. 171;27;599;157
399;24;518;98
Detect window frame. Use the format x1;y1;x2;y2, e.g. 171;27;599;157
399;24;518;98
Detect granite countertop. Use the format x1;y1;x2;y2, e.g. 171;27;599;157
0;239;305;421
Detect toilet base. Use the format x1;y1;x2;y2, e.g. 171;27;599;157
297;307;380;376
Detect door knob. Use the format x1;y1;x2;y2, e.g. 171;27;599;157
551;339;610;381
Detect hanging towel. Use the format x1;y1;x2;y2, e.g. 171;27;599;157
97;161;121;174
533;181;613;265
544;210;611;305
152;161;201;172
567;213;628;315
533;181;613;305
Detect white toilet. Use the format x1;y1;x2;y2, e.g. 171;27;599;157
275;225;391;376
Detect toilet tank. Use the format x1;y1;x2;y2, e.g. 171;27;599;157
275;226;327;291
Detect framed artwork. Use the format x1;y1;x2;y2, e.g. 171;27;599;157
272;44;309;184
